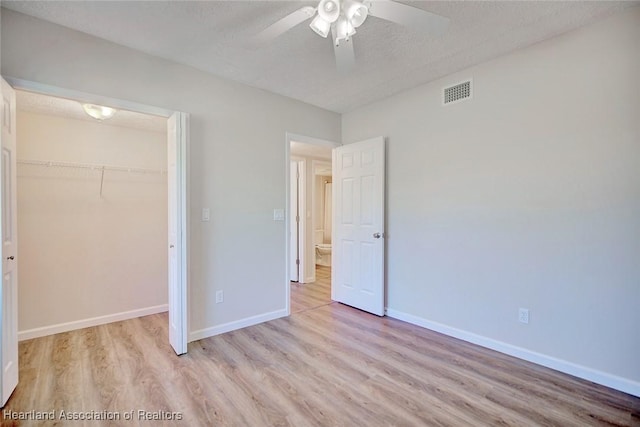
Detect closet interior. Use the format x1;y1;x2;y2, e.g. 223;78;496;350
16;90;169;339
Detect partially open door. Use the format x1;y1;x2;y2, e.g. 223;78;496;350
332;137;385;316
168;112;188;355
0;77;19;406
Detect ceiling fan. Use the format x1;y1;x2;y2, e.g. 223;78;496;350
252;0;450;72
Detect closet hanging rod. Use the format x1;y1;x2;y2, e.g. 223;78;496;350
17;159;166;175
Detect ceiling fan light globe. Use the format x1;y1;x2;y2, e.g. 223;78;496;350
318;0;340;23
344;1;368;28
310;15;331;38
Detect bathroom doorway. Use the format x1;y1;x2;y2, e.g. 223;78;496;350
286;133;339;314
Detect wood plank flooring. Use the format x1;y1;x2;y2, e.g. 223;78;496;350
290;265;331;314
5;280;640;425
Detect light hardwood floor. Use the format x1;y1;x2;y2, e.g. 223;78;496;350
5;278;639;426
291;265;332;314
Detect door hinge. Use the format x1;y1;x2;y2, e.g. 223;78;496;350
296;215;300;222
296;259;300;265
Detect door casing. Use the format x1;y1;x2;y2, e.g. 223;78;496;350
285;132;340;314
3;78;189;353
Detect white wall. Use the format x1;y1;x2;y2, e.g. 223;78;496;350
16;110;168;335
343;7;640;395
0;9;341;338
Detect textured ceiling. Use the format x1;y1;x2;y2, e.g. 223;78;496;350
17;90;168;133
3;1;635;113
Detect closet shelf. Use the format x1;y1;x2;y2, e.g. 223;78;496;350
17;159;166;175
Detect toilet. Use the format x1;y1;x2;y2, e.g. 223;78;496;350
315;230;331;267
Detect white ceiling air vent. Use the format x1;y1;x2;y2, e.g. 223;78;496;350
443;80;472;105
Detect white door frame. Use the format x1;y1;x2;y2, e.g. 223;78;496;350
289;160;302;282
285;132;340;315
3;78;189;352
289;157;307;283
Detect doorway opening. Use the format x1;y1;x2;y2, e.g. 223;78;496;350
3;78;188;356
286;133;339;315
15;89;169;338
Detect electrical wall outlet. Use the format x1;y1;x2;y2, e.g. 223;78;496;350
518;308;529;324
215;290;224;304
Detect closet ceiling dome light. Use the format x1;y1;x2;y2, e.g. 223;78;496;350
82;103;117;121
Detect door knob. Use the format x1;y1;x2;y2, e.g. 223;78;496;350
373;233;381;239
6;256;14;260
169;245;175;248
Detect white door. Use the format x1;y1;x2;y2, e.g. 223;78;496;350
168;112;188;355
332;137;385;316
0;77;18;406
289;161;299;282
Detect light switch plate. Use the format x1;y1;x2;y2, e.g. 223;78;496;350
202;208;210;222
273;209;285;221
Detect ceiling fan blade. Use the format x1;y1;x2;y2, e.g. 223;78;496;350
332;30;356;73
251;6;316;47
367;0;449;37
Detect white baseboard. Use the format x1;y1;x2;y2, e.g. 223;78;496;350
18;304;169;341
189;309;287;342
385;308;640;398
